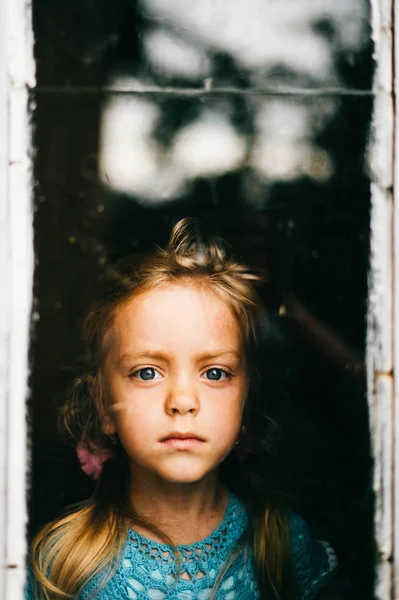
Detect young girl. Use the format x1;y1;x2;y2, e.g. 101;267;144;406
27;218;337;600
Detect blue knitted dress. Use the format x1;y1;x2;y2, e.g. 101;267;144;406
26;494;336;600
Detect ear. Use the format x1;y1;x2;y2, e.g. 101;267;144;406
101;414;117;436
87;374;117;436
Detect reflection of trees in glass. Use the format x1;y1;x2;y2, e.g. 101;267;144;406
100;94;338;203
98;0;371;204
139;0;370;87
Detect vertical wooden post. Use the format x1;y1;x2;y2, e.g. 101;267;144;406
393;0;399;595
369;0;395;598
0;0;35;598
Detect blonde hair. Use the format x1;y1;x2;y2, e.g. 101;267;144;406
30;218;297;600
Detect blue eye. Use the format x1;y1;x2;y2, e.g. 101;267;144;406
133;368;161;381
205;368;229;381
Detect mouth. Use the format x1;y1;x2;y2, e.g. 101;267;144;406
160;432;205;448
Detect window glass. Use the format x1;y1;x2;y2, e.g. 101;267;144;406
30;1;374;597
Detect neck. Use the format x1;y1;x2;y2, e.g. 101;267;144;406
127;467;228;545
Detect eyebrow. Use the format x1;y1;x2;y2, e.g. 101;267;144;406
117;349;241;365
196;350;241;361
118;350;168;365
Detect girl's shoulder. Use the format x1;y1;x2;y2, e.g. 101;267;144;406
288;512;337;599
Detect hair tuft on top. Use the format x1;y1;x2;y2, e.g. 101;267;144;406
165;217;229;271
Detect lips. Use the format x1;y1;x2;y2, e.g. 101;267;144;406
159;432;205;448
160;432;205;442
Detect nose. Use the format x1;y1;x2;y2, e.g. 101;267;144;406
165;374;199;416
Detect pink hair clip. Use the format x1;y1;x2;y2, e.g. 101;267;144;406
76;442;112;480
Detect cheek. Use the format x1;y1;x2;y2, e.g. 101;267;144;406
105;377;144;419
113;404;150;431
207;390;245;433
113;411;153;454
110;390;164;443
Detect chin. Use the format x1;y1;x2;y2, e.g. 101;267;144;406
154;457;217;484
160;473;205;485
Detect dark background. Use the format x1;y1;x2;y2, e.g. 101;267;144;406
29;1;374;597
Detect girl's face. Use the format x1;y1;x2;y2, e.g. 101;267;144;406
102;283;248;485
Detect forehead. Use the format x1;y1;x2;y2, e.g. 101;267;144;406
108;283;242;350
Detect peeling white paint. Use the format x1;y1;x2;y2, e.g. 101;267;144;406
0;0;35;598
393;0;399;593
369;0;394;598
0;0;9;595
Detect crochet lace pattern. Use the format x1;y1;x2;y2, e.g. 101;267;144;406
76;495;337;600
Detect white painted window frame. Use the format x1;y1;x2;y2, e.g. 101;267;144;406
369;0;398;597
0;0;396;598
0;0;35;598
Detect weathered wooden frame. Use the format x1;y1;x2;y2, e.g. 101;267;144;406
0;0;35;598
0;0;396;598
368;0;396;597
